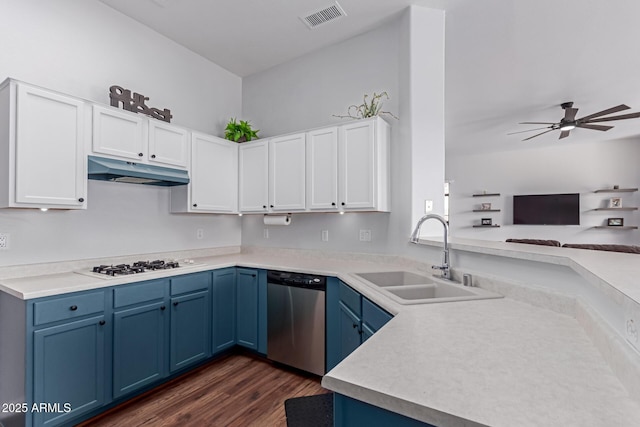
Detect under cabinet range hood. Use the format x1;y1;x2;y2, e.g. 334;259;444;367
87;156;189;186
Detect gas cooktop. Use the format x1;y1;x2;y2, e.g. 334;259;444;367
76;259;184;279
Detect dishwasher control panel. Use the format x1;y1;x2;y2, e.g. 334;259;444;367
267;270;326;290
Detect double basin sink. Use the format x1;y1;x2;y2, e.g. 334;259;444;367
354;271;502;305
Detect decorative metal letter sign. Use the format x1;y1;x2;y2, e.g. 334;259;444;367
109;85;173;123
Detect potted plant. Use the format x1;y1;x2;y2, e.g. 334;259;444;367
333;91;399;120
224;118;259;142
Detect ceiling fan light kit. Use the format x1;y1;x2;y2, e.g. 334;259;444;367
510;101;640;141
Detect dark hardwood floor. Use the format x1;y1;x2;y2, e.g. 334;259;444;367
78;352;328;426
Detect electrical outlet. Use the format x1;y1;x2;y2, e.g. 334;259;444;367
0;233;8;250
263;229;269;239
321;230;329;241
359;229;371;242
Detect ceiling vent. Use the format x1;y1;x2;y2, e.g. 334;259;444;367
300;2;347;29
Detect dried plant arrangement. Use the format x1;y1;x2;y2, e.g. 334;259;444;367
333;91;399;120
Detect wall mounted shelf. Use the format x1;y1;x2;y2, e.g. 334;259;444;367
472;225;501;228
594;188;638;193
593;226;638;230
472;209;501;212
593;207;638;211
472;193;500;197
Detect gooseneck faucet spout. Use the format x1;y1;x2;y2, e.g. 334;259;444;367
410;214;451;280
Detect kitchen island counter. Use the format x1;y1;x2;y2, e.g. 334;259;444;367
1;247;639;427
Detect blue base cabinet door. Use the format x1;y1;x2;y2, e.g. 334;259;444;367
170;290;211;372
327;280;393;371
338;301;362;361
361;298;392;343
33;316;106;426
212;268;236;353
236;268;259;350
112;301;167;399
334;394;434;427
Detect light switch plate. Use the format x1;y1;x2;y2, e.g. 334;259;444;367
425;200;433;212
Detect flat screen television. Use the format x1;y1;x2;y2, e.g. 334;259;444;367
513;193;580;225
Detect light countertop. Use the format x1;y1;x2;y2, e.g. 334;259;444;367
1;248;639;426
416;236;640;306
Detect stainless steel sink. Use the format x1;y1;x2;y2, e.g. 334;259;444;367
354;271;502;305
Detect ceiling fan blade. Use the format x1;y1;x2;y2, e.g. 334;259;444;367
507;126;552;135
519;121;557;125
578;104;630;121
564;108;578;121
523;129;555;141
586;112;640;123
576;123;613;131
559;130;571;139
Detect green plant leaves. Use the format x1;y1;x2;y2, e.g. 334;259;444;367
224;117;259;142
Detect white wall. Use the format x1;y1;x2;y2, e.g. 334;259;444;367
406;7;446;238
241;15;402;254
447;138;640;244
0;0;243;266
241;8;446;258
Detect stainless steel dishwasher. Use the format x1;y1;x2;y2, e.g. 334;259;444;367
267;270;326;376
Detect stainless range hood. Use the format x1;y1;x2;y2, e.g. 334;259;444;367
88;156;189;186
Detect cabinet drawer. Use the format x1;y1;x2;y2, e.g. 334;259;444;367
34;291;105;326
113;279;166;308
339;281;361;316
170;272;210;296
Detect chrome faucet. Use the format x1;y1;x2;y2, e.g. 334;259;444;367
410;214;451;280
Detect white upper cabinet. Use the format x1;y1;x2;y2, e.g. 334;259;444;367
269;133;306;211
338;117;390;211
0;80;87;209
147;121;189;168
92;105;188;169
171;133;237;213
306;127;339;211
239;140;269;213
92;105;146;161
238;117;389;215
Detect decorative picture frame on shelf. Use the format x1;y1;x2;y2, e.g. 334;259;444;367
609;197;622;208
607;217;624;227
481;218;492;226
481;203;492;210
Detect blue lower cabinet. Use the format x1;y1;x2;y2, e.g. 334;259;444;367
334;394;434;427
257;269;267;355
338;301;362;361
327;280;393;371
33;316;106;426
235;268;267;355
169;272;211;372
170;290;211;372
236;268;259;350
361;298;392;343
112;301;168;399
212;268;236;353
